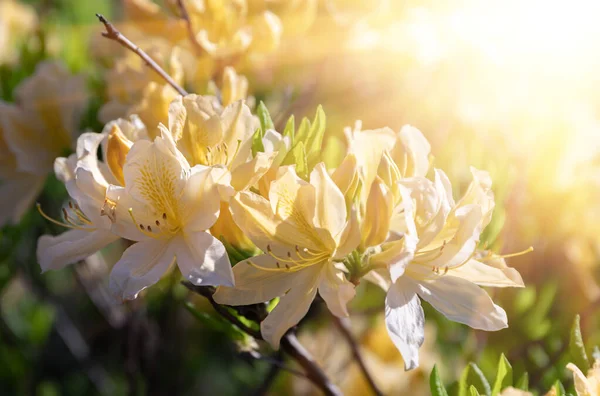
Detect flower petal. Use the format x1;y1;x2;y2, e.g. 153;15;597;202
261;265;321;349
230;191;321;252
174;231;234;287
213;254;298;305
384;279;424;370
180;165;221;231
230;151;276;191
318;264;355;317
310;163;347;242
415;276;508;331
361;177;394;248
109;239;174;300
451;259;524;288
37;229;118;272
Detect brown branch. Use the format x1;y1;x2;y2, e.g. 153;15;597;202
182;282;342;396
332;316;383;396
95;14;188;97
175;0;204;56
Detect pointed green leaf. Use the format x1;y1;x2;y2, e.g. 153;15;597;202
305;105;326;169
515;372;529;391
552;380;566;396
251;127;265;157
570;314;590;372
294;117;311;146
283;115;295;142
492;354;513;396
459;363;491;396
256;101;274;132
469;385;481;396
430;365;449;396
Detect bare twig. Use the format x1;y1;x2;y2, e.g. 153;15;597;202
332;316;383;396
96;14;188;96
182;282;342;396
175;0;204;56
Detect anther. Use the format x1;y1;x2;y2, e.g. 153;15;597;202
287;251;292;258
139;224;144;230
68;201;73;209
443;267;449;274
155;220;160;226
285;264;290;270
162;213;167;220
147;226;152;232
276;262;280;268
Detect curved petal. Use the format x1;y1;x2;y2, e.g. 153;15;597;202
415;276;508;331
108;239;174;300
181;165;221;232
567;363;594;396
174;231;234;287
451;259;524;288
37;229;118;272
230;191;321;252
261;265;321;349
318;264;355;317
384;279;424;370
213;254;298;305
392;125;431;178
123;132;188;210
230;151;276;191
310;163;347;242
361;177;394;248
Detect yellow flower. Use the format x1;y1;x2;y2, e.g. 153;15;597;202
0;0;37;65
99;46;183;125
214;164;359;348
104;127;234;299
0;61;87;225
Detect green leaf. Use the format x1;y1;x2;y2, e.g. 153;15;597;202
459;363;491;396
282;141;308;179
492;354;513;396
515;372;529;391
251;128;265;157
283;115;295;142
294;117;311;146
469;385;481;396
552;380;566;396
305;105;326;169
430;365;449;396
256;101;274;132
569;314;590;372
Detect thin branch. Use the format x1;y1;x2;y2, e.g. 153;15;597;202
175;0;204;56
182;282;342;396
95;14;188;96
332;316;383;396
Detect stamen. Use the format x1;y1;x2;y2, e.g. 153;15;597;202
128;208;160;239
37;203;94;232
481;246;534;261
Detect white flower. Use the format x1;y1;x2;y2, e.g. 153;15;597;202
105;127;234;300
371;168;524;370
36;132;119;272
213;164;359;348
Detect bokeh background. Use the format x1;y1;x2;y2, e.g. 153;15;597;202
2;0;600;394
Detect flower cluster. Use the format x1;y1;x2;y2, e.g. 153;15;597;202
35;84;526;368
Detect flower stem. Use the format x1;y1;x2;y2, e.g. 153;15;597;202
182;282;342;396
332;316;384;396
95;14;188;97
